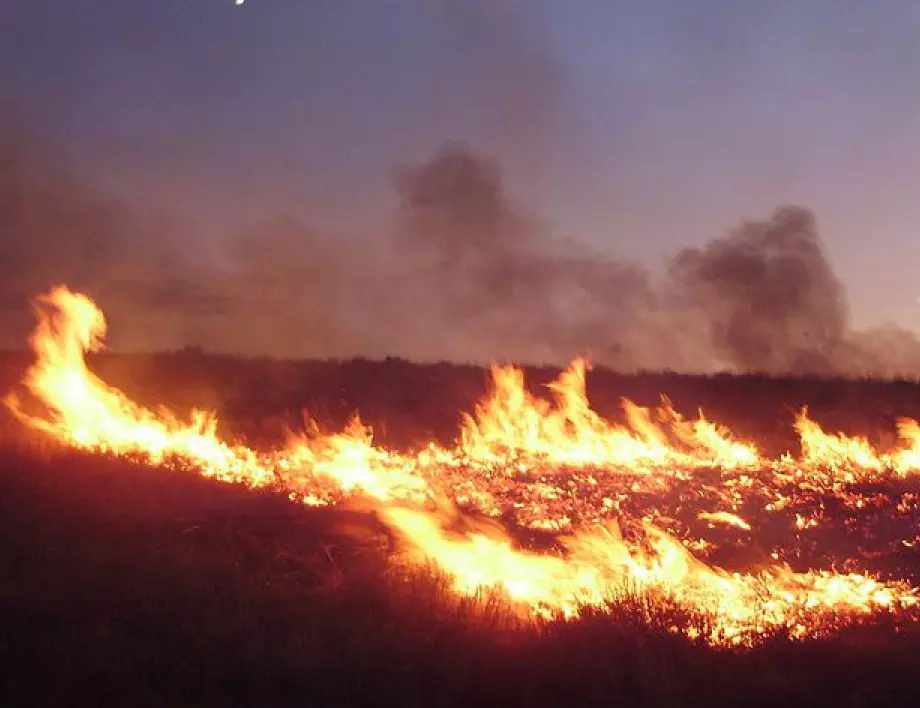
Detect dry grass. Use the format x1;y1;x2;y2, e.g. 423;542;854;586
4;353;920;706
2;444;920;708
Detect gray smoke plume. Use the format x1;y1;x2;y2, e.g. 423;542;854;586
666;205;920;377
0;117;352;356
382;141;656;365
0;117;187;348
378;143;920;377
668;205;850;374
2;119;919;378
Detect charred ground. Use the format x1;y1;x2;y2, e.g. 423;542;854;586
2;353;920;707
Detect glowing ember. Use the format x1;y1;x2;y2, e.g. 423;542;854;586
698;511;751;531
5;286;920;646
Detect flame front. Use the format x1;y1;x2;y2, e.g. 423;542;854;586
458;359;758;470
6;286;920;646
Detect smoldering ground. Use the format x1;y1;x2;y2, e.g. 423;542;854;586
2;123;918;378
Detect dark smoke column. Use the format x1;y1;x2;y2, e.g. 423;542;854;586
669;206;850;375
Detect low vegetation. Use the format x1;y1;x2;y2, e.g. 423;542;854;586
2;354;920;707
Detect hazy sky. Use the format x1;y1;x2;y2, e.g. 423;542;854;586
5;0;920;332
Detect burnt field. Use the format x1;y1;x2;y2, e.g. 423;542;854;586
3;352;920;707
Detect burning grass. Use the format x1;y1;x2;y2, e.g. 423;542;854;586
5;286;920;704
5;288;920;644
2;446;920;708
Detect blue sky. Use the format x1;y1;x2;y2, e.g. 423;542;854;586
6;0;920;331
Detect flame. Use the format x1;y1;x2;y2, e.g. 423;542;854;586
790;408;920;480
794;407;883;475
4;287;276;487
383;507;908;643
891;418;920;474
6;286;920;647
698;511;751;531
279;417;432;504
458;359;760;471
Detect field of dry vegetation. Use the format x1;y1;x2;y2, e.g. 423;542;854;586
3;352;920;707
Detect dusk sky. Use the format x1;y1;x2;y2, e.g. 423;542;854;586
6;0;920;335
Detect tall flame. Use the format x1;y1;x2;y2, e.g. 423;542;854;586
459;359;759;470
5;286;920;646
5;287;275;486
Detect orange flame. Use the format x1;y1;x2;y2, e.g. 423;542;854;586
383;506;908;643
5;287;276;487
794;407;883;475
6;286;920;646
459;359;760;471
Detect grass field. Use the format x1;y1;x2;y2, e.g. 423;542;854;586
3;353;920;707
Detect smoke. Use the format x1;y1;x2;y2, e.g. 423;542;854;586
381;142;657;365
372;143;920;377
665;205;920;377
0;117;354;356
0;117;181;348
668;206;850;374
424;0;569;187
845;325;920;379
1;117;918;377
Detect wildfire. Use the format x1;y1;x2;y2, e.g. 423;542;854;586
458;359;759;471
698;511;751;530
5;286;920;646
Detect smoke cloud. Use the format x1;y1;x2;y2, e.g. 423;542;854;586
1;119;919;378
669;206;850;374
0;117;350;356
379;142;657;365
0;117;180;347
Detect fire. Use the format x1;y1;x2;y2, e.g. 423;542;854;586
5;286;920;646
790;407;920;480
458;359;760;471
698;511;751;530
279;417;432;505
795;407;883;475
4;287;276;488
383;507;907;643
